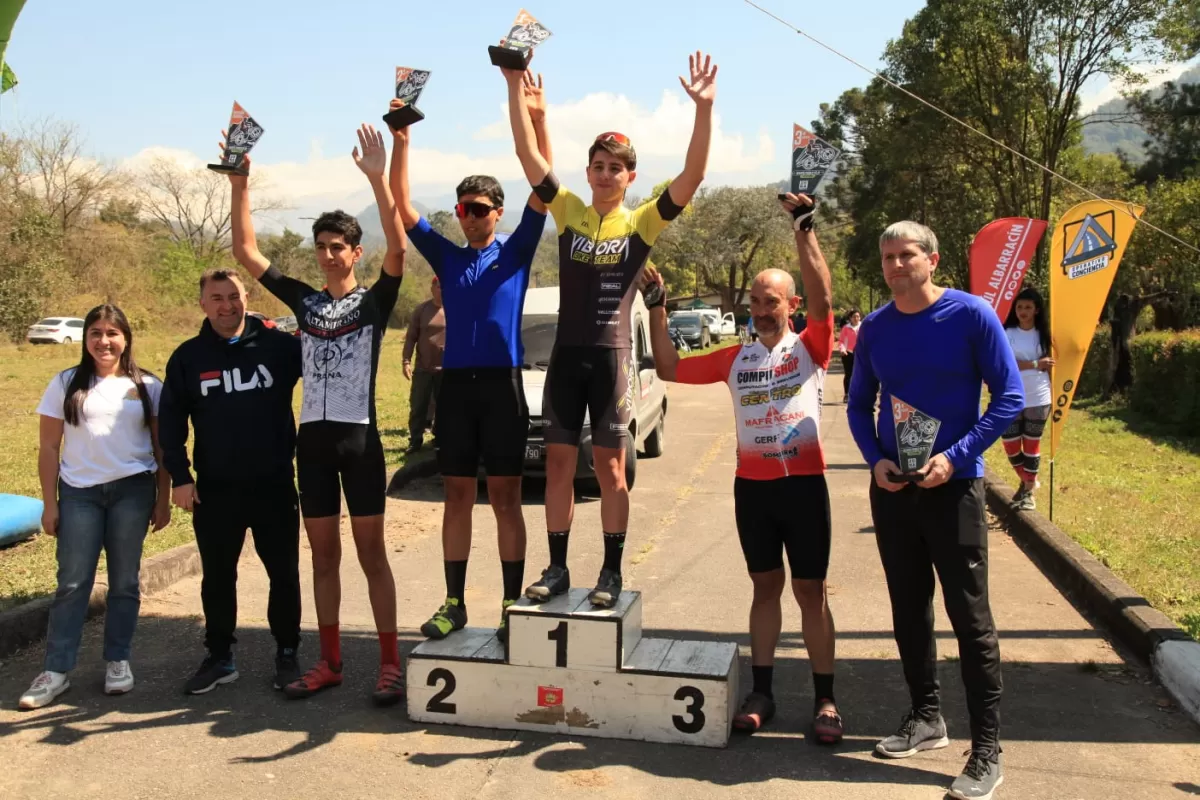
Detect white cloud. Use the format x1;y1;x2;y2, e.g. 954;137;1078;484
1078;60;1197;114
121;90;780;232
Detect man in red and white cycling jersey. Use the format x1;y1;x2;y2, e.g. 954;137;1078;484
645;193;841;743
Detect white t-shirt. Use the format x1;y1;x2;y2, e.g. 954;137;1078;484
1005;327;1052;407
37;369;162;489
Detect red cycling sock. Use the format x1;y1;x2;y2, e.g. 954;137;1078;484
319;624;341;667
379;631;399;666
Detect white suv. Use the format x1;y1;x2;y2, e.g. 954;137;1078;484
26;317;85;345
519;287;667;493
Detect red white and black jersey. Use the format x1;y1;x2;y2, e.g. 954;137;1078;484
676;315;833;479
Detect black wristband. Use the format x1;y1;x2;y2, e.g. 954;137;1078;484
791;197;817;232
643;281;666;309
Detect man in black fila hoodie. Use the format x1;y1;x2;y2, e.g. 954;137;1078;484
159;268;304;695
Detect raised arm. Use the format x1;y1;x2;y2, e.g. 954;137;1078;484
226;148;270;279
353;123;406;278
385;109;423;231
522;71;553;212
779;193;832;323
503;66;551;187
666;52;717;209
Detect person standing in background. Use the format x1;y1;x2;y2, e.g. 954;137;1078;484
838;309;861;399
1001;287;1053;510
403;276;446;454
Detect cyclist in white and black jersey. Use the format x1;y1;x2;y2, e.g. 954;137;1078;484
226;124;407;706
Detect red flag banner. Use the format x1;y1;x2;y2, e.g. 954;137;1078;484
968;218;1048;321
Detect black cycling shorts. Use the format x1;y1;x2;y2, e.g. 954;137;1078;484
544;346;633;450
296;421;386;518
436;368;529;478
733;474;832;578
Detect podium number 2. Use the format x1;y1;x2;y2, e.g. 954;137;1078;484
426;668;457;714
672;685;706;733
548;621;568;667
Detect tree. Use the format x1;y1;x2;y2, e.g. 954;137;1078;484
17;119;124;232
1130;81;1200;184
135;156;286;263
654;186;792;311
814;0;1197;291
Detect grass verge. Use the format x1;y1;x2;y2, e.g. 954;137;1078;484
985;397;1200;640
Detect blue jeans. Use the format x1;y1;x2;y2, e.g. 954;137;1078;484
44;472;156;673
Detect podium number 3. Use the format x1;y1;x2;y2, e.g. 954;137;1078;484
672;685;706;733
426;668;457;714
548;621;568;668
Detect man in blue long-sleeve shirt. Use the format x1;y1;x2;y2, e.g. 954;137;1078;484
847;220;1022;800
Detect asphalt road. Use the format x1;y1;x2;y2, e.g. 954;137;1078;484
0;369;1196;799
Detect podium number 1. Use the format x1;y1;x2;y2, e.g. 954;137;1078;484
548;621;568;667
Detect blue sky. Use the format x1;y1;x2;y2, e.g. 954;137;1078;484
0;0;1168;230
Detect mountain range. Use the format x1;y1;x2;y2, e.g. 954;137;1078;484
1081;63;1200;161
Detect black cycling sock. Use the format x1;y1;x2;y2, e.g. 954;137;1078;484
752;665;774;698
501;560;525;602
602;531;626;573
444;560;468;603
813;672;835;705
548;530;570;569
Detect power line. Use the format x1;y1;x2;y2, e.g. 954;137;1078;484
741;0;1200;256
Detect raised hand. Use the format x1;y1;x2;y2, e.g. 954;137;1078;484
219;130;250;184
522;71;547;122
679;51;718;106
352;123;387;179
386;100;411;143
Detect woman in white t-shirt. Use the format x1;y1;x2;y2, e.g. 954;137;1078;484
1002;288;1055;511
18;305;171;711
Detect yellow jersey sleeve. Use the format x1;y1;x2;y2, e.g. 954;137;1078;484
533;172;586;235
632;190;686;247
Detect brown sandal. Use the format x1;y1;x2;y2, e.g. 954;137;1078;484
813;699;844;745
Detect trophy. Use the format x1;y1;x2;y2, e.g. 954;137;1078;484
888;396;941;482
778;123;839;201
382;67;431;130
488;9;552;71
207;102;264;176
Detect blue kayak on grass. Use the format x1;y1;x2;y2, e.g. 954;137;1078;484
0;493;42;546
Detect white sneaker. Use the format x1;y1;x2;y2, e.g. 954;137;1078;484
18;671;70;710
105;660;134;695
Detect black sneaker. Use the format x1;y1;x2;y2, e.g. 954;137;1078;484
588;568;622;608
274;648;301;690
524;565;570;602
949;749;1004;800
183;653;238;695
732;691;776;733
420;598;468;639
874;711;949;758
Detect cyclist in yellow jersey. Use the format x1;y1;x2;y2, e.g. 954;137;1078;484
500;53;717;608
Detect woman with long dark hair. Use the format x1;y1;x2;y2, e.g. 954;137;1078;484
1002;287;1055;510
19;305;171;710
837;309;862;399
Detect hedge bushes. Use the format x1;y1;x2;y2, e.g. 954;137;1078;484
1128;331;1200;435
1075;329;1112;400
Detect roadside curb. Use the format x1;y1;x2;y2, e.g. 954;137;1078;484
386;456;440;496
983;468;1200;725
0;542;202;659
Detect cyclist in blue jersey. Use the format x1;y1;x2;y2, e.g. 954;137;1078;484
386;76;553;643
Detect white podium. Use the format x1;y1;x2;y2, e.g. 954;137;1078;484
406;589;738;748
